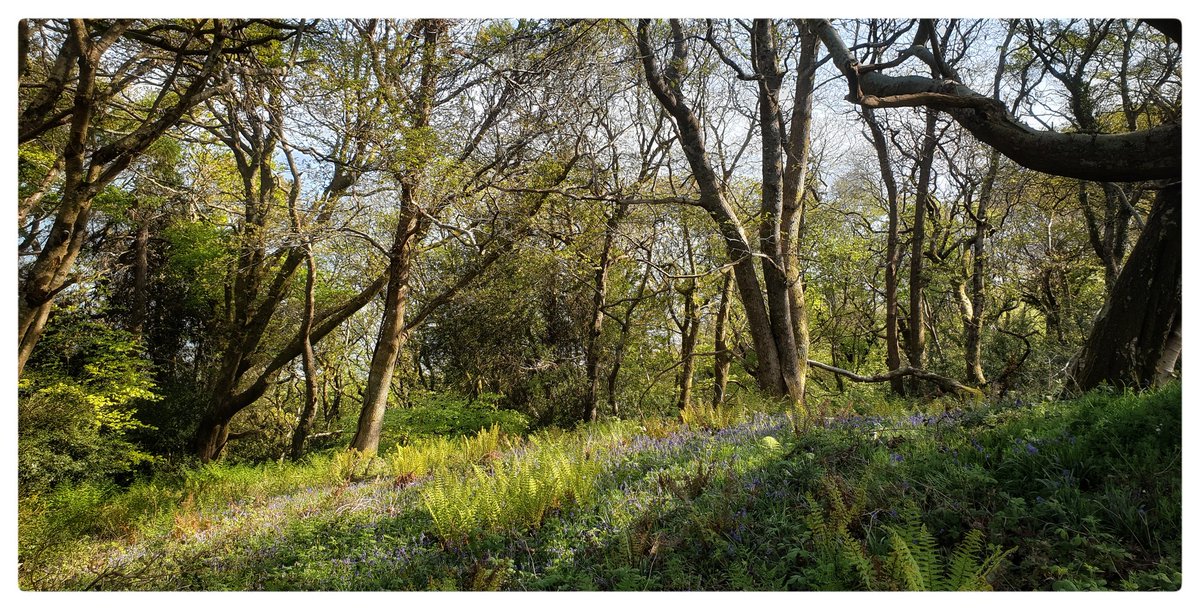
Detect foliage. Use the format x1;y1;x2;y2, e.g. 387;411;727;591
679;400;745;430
884;508;1011;590
388;391;529;442
385;423;505;481
421;434;602;543
19;314;160;494
16;379;1182;591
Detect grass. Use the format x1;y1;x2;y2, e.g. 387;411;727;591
17;384;1181;591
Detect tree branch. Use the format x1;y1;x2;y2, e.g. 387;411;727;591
812;19;1181;182
807;359;981;397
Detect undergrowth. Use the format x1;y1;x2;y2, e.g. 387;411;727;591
18;384;1181;591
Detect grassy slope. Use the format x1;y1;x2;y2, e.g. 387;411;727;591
18;385;1181;591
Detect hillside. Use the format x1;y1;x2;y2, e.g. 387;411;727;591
19;385;1181;591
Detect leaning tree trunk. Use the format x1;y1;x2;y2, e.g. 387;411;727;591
1066;182;1181;391
636;20;784;397
349;204;423;454
349;20;443;455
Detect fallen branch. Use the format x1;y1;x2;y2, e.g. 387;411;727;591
807;360;981;398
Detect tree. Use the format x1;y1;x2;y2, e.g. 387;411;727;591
812;18;1180;391
17;20;243;376
189;21;385;461
349;19;593;453
637;19;820;405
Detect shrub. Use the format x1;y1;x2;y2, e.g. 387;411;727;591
19;315;159;494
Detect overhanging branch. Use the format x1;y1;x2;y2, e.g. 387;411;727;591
811;19;1181;182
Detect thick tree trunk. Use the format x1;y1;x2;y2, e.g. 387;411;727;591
18;24;101;377
350;20;443;455
753;19;805;405
18;21;226;377
350;207;422;454
779;22;819;408
637;20;783;396
194;413;232;463
1066;182;1181;391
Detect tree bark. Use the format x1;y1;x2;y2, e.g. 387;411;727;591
780;21;820;407
906;108;938;392
289;243;320;460
711;269;735;408
964;150;1000;385
675;224;700;413
349;20;444;455
350;203;424;454
1066;183;1180;391
862;107;906;395
129;211;151;339
807;359;979;398
637;20;784;396
583;201;630;422
753;19;805;405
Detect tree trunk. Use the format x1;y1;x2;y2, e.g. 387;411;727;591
862;107;906;395
584;201;629;422
194;412;232;463
637;20;783;397
349;205;422;454
964;150;1000;385
779;22;819;408
906;108;938;392
350;20;443;455
753;19;805;405
606;259;652;418
289;244;320;460
675;286;699;413
1066;182;1180;391
129;212;151;339
712;269;735;408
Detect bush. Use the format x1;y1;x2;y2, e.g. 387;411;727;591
388;391;529;444
19;315;159;494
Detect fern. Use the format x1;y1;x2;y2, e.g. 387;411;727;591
803;475;874;589
420;438;601;543
884;508;1012;590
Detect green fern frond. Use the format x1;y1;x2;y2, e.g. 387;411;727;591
884;510;1012;591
